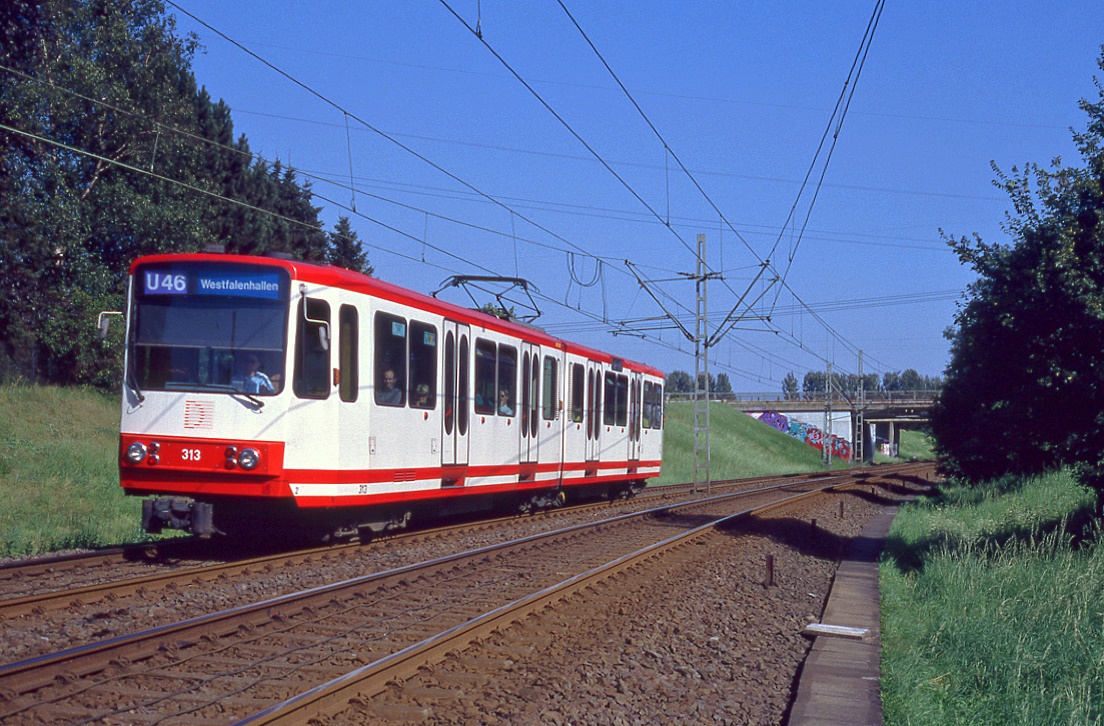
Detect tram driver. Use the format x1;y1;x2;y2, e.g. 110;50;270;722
234;353;275;394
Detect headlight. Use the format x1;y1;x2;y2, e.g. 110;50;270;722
238;447;260;470
126;442;147;464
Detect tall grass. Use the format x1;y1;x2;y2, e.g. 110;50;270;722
0;384;150;557
882;470;1104;724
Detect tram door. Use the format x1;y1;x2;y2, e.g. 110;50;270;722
585;361;602;462
520;342;540;465
441;320;470;467
628;373;643;461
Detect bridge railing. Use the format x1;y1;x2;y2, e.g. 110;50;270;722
666;390;938;405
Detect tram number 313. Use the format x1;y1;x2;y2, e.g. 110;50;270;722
182;449;202;462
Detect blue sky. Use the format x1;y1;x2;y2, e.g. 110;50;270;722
167;0;1102;390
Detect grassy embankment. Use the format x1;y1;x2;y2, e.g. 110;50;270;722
0;385;150;557
654;400;852;485
882;470;1104;724
0;387;920;557
887;426;935;461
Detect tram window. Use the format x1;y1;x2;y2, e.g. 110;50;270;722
444;332;455;435
339;305;358;402
615;374;628;427
497;345;517;417
474;338;496;415
409;320;437;409
529;353;540;436
521;353;530;432
374;312;406;406
644;382;663;430
458;335;470;435
542;356;558;420
570;363;584;423
603;372;617;426
294;298;331;399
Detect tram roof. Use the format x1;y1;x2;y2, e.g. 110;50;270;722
131;253;664;379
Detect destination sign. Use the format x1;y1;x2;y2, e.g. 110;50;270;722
142;268;284;300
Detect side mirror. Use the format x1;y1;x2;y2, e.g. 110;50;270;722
97;311;122;340
300;295;330;351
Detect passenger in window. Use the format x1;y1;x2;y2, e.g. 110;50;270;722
498;388;514;416
377;368;403;405
413;384;431;408
235;353;275;394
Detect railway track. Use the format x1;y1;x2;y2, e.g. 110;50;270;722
0;472;810;617
0;463;933;723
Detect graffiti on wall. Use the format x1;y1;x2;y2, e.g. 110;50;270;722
754;411;851;461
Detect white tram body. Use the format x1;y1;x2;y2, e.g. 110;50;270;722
119;253;665;537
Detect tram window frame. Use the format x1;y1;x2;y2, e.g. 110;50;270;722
570;363;584;423
586;368;595;439
338;305;358;403
603;371;617;426
408;320;438;409
521;352;531;433
615;374;628;427
497;344;517;417
474;338;496;415
444;331;455;434
293;297;331;400
528;351;540;437
542;356;558;420
374;312;407;407
458;335;470;434
644;381;664;430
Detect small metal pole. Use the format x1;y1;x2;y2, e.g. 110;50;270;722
765;554;775;587
839;500;844;518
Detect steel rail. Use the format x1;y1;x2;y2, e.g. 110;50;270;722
0;473;846;696
0;472;796;617
238;476;866;724
0;463;932;722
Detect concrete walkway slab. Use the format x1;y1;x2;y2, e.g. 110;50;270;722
786;508;898;726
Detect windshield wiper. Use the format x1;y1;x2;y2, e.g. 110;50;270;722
187;382;265;409
126;368;145;403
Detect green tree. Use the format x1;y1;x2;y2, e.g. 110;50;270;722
478;303;514;320
714;372;732;395
782;371;799;400
1;0;209;385
0;0;348;387
328;216;373;275
665;370;693;394
932;49;1104;493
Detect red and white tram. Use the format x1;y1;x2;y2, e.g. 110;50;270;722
118;253;665;538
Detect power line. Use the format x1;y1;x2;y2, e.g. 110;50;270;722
230;106;1008;203
767;0;886;294
233;41;1068;133
542;0;894;370
554;0;760;262
165;1;610;268
152;5;914;378
437;0;709;266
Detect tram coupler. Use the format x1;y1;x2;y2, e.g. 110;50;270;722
142;497;217;537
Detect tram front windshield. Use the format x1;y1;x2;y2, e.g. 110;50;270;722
128;263;291;395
